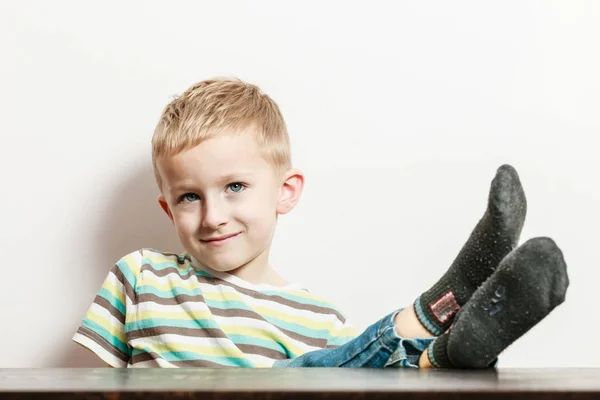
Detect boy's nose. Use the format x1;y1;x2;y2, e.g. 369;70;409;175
201;201;228;229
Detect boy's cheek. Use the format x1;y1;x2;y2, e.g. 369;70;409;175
241;191;279;214
173;214;199;236
237;202;276;226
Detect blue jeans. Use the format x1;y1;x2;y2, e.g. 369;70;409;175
272;309;435;368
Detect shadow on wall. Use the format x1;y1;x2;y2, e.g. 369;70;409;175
55;162;183;367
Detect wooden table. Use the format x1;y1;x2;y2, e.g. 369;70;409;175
1;368;599;399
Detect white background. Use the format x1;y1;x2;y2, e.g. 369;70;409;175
1;0;599;368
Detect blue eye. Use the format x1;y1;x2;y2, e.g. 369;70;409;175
227;183;245;193
180;193;200;203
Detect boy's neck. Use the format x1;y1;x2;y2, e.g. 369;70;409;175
234;247;290;287
197;250;290;288
236;265;289;287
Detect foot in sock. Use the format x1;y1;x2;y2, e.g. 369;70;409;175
414;164;527;336
427;237;569;368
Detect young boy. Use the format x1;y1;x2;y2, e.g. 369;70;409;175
73;78;569;369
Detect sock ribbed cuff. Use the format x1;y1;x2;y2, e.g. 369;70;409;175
427;334;453;368
414;296;444;336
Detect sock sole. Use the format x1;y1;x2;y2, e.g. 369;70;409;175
445;237;569;368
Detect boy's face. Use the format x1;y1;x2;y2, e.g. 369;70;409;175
156;130;302;276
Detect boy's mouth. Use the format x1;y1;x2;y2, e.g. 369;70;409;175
200;232;241;246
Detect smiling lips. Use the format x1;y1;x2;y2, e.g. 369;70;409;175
200;232;241;246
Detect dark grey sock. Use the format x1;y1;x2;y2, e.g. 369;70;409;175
428;237;569;368
415;164;527;335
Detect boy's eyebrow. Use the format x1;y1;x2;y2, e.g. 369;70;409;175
217;172;255;182
168;173;255;193
167;182;196;194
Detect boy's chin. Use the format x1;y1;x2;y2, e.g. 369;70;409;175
206;262;242;273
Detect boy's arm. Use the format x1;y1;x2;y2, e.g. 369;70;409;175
70;341;111;367
72;254;139;368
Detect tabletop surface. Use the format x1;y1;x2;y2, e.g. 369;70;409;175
1;368;600;395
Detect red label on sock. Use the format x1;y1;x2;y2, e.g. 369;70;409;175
430;291;460;323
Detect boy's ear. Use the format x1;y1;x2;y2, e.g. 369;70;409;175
277;168;305;215
158;194;174;223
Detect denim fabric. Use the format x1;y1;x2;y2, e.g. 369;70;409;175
272;309;435;368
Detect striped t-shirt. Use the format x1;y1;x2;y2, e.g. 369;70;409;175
73;249;357;368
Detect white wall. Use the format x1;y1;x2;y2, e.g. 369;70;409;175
1;0;598;368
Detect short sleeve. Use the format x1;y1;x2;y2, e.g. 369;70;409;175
326;313;359;348
72;252;141;367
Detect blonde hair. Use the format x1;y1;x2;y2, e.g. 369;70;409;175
152;77;291;188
